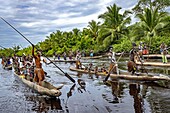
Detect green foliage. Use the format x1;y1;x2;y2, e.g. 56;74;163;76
149;36;170;53
0;1;170;57
16;46;32;56
114;37;132;52
0;48;15;57
98;4;131;48
133;0;170;14
46;49;54;56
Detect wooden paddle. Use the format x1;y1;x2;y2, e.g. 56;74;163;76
1;17;75;83
104;51;125;82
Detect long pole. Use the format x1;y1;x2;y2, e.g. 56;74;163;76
104;51;125;82
0;45;6;49
127;36;148;75
0;17;75;83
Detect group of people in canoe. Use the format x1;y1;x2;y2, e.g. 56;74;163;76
128;41;170;74
1;41;168;86
135;41;169;64
53;52;69;61
74;47;118;75
52;49;94;61
73;43;146;76
1;57;12;68
73;41;169;76
134;41;169;64
2;45;46;86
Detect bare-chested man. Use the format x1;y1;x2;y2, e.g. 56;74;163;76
32;45;45;86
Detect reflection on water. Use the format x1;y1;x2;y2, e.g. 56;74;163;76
0;58;170;113
148;87;170;113
102;81;121;103
25;95;63;112
129;83;143;113
77;79;86;93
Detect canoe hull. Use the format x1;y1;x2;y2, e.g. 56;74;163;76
143;54;170;59
135;61;170;67
3;64;12;70
51;60;76;63
81;56;103;59
69;66;170;81
14;73;63;97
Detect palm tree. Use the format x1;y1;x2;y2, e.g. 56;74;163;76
136;7;170;49
12;45;20;53
98;4;131;48
133;0;170;14
87;20;100;40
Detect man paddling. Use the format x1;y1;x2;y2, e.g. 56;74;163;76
32;45;45;86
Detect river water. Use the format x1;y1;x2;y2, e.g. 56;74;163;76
0;57;169;113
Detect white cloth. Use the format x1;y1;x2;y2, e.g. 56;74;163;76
76;53;81;61
109;52;116;63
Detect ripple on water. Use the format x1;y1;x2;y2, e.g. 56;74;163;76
0;58;169;113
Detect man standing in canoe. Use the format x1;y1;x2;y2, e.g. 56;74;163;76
162;48;168;63
108;47;118;74
32;45;45;86
138;42;144;61
75;50;81;69
127;43;137;75
160;42;168;63
90;50;94;57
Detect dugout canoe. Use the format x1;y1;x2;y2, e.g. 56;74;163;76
3;64;12;70
69;66;170;81
50;59;76;63
14;73;63;97
135;60;170;67
81;55;103;59
43;59;76;65
143;54;170;59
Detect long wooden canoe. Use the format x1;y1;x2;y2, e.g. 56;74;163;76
135;60;170;67
143;54;170;59
50;59;76;63
81;55;103;59
69;66;170;81
3;64;12;70
14;73;63;97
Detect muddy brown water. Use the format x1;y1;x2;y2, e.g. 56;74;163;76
0;57;170;113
